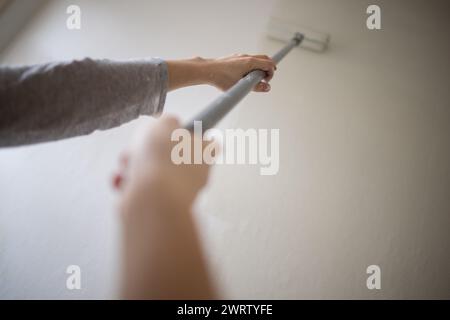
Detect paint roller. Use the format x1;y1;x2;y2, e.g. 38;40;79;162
184;17;330;131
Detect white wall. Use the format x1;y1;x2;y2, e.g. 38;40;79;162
1;0;449;299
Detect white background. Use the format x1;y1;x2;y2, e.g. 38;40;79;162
0;0;449;299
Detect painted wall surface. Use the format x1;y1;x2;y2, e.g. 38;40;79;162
1;0;449;299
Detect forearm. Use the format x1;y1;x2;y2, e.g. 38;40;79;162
120;175;215;299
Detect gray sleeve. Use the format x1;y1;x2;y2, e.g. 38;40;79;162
0;57;168;147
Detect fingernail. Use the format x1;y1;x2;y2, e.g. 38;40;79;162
265;84;271;91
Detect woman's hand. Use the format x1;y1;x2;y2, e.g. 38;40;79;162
114;115;212;209
166;54;276;92
202;54;276;92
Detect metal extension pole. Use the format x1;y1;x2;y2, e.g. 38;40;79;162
184;33;304;131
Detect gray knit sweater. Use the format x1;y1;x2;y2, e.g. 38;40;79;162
0;58;168;147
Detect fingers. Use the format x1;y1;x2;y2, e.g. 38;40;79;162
233;53;249;58
244;55;275;92
237;54;271;60
252;54;271;60
233;53;276;73
245;57;276;73
114;115;182;192
143;115;181;151
263;65;274;82
240;56;275;86
253;81;271;92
